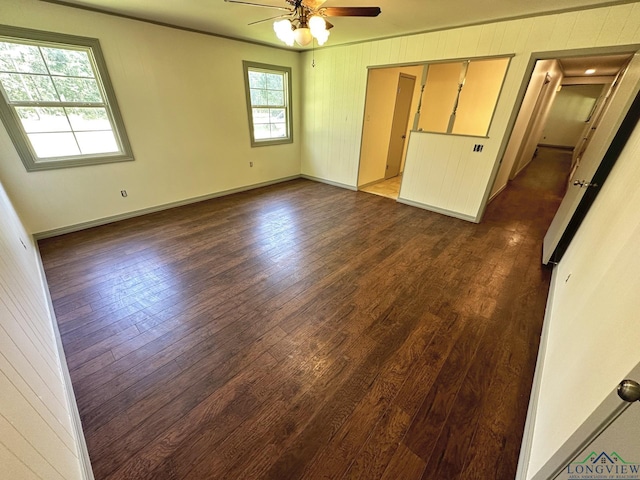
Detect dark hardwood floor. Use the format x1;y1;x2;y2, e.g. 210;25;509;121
39;148;571;479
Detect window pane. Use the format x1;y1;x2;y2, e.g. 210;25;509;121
266;73;283;90
252;108;270;124
41;47;94;78
28;132;80;158
0;42;47;74
253;123;271;140
52;77;102;103
269;108;285;123
76;131;118;154
0;73;58;102
250;88;267;106
270;123;287;138
66;107;111;131
248;71;266;89
267;90;284;106
16;107;71;133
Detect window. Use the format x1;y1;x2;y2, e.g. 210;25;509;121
0;25;133;171
243;61;292;146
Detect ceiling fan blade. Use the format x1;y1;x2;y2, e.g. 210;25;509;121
224;0;291;12
248;14;291;25
320;6;381;17
325;19;334;30
302;0;328;9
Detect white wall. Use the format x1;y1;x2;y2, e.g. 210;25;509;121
300;3;640;221
0;0;301;235
358;65;423;187
511;60;564;178
0;179;84;479
491;60;557;198
524;109;640;479
541;84;604;147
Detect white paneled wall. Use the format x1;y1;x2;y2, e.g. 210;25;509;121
301;3;640;220
0;180;82;479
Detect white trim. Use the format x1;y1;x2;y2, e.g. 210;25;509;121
488;182;507;203
34;175;300;239
300;174;358;191
396;196;477;222
357;178;386;189
515;266;559;480
34;243;95;480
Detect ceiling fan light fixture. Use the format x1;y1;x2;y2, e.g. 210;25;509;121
294;27;313;46
274;19;295;46
315;28;330;46
309;15;327;36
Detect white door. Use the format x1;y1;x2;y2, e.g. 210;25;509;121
530;363;640;480
385;74;416;179
542;53;640;264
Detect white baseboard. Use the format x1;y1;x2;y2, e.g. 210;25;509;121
300;174;357;191
34;176;301;239
488;183;508;203
396;197;477;223
34;243;95;480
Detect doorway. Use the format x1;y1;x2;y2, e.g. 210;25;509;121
487;51;636;264
357;65;422;199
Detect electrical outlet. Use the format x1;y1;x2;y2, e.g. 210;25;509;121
121;190;128;197
249;162;253;167
473;144;484;152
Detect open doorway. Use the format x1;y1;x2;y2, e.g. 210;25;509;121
488;52;636;263
491;53;634;203
357;65;423;199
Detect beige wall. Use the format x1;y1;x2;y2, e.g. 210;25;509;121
300;3;640;221
358;65;423;187
0;178;83;479
453;57;510;136
0;0;301;235
541;84;605;147
417;62;460;133
525;113;640;479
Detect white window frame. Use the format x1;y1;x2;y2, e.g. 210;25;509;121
242;61;293;147
0;25;133;171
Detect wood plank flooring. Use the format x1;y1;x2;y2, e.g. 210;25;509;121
39;147;571;479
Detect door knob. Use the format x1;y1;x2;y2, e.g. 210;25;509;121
618;379;640;402
573;180;598;188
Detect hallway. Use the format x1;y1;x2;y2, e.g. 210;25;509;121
39;149;568;479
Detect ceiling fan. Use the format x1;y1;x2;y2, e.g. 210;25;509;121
224;0;382;47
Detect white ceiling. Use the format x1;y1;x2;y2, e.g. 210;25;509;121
559;54;633;77
44;0;636;50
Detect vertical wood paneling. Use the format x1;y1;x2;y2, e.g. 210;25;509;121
595;5;632;46
566;9;606;49
301;3;640;221
617;2;640;44
0;443;40;480
476;24;497;56
0;180;82;479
